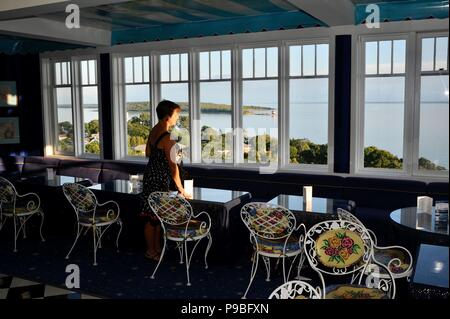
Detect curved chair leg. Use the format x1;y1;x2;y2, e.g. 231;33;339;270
204;233;212;270
39;211;45;242
66;224;82;260
177;243;184;264
13;216;18;252
185;238;203;286
151;236;167;280
116;220;123;252
242;252;260;299
262;256;271;282
93;226;98;266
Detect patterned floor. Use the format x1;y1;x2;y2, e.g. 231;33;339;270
0;274;100;299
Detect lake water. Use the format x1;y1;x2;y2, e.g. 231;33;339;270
57;102;449;169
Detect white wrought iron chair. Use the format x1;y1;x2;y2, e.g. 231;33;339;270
240;202;307;299
304;219;396;299
269;280;322;299
147;191;212;286
62;183;123;266
337;208;413;280
0;176;45;252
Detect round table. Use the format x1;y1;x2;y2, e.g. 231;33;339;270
390;207;449;248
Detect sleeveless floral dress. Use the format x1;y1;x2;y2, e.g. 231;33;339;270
139;131;172;222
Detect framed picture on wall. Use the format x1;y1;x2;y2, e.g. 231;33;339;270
0;81;18;107
0;117;20;144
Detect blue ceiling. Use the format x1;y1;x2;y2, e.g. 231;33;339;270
0;0;448;54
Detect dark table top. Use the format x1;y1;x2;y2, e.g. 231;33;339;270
412;244;449;289
390;207;449;236
14;175;91;188
267;194;355;215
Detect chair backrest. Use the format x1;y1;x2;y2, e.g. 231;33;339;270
0;176;16;205
269;280;322;299
62;183;97;214
304;219;373;276
337;208;365;227
241;202;296;241
147;191;192;225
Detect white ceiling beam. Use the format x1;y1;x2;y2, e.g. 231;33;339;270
286;0;355;26
0;17;111;46
0;0;130;20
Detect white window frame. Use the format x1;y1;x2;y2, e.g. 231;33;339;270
42;56;102;158
355;33;412;176
413;31;449;177
283;38;334;172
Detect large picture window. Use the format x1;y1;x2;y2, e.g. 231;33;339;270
288;43;329;165
417;35;449;173
124;56;150;156
361;38;407;170
241;47;278;164
199;50;233;164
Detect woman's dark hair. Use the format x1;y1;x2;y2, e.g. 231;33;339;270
156;100;181;120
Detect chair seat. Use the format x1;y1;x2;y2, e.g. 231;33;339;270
1;205;41;216
78;208;118;225
165;219;208;240
325;284;389;299
256;236;300;256
374;247;411;276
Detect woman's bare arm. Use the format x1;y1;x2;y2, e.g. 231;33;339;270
163;137;186;196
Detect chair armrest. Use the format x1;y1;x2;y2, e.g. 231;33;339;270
96;200;120;220
368;229;378;246
373;244;413;275
187;211;212;235
16;192;41;212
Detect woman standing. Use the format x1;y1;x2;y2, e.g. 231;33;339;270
140;100;190;261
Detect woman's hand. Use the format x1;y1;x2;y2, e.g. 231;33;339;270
178;189;192;199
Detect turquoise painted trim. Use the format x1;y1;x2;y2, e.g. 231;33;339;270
355;0;449;24
0;35;89;55
111;11;326;45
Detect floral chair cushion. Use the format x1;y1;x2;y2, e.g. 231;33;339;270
316;229;365;268
166;219;207;239
78;208;118;224
155;197;190;224
326;284;388;299
256;236;300;255
248;207;290;237
374;248;411;275
64;184;96;212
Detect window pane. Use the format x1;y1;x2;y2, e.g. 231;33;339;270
200;52;209;80
125;84;150;156
254;48;266;78
200;81;232;163
66;62;71;85
365;42;378;75
81;61;89;85
316;44;329;76
61;62;68;85
242;49;253;78
143;56;150;82
88;60;96;85
161;83;190;163
170;54;180;82
210;51;221;80
379;41;392;74
160;55;170;81
180;53;188;81
125;57;134;83
393;40;406;74
55;62;61;85
267;47;278;77
419;75;449;171
221;50;231;79
435;37;448;71
302;45;315;76
290;46;301;76
289;78;328;164
242;80;278;164
134;56;143;83
82;86;100;155
421;38;435;72
364;77;405;169
55;87;74;154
